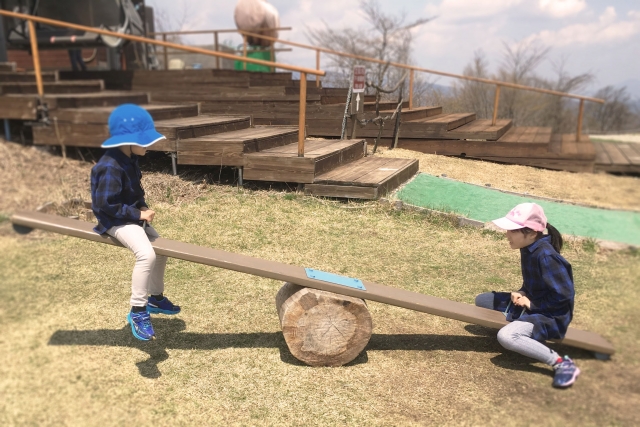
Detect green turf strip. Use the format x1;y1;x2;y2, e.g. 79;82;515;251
397;173;640;245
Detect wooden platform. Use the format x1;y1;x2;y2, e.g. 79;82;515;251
305;157;419;199
244;139;366;183
393;133;595;173
593;141;640;174
178;126;298;166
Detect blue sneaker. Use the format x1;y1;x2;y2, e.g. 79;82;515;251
127;311;155;341
147;295;181;315
552;356;580;388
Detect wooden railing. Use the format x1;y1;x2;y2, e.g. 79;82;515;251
150;27;292;71
0;11;322;157
237;29;606;142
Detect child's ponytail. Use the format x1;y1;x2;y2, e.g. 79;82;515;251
546;223;563;253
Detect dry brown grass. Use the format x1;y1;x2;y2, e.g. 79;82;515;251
375;148;640;211
1;140;639;426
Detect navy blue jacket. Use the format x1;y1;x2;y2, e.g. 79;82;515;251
90;148;148;234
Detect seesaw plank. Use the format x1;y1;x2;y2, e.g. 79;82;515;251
10;211;614;355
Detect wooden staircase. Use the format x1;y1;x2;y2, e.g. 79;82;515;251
0;65;419;199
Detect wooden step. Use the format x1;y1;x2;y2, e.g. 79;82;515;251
158;94;323;104
0;70;58;82
412;112;476;130
244;139;366;183
131;69;251;89
0;95;39;120
32;113;250;151
497;126;552;144
0;91;152;118
153;115;252;152
0;80;105;95
305;156;419;199
177;126;299;166
32;104;199;146
47;91;150;109
364;101;409;111
50;104;199;123
0;62;17;72
444;119;513;141
249;72;294;84
380;106;443;122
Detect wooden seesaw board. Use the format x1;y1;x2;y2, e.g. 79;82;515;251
10;210;614;357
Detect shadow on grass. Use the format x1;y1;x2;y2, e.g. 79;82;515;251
48;318;596;379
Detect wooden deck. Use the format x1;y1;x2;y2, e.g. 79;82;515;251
394;132;595;173
593;141;640;174
3;66;631;201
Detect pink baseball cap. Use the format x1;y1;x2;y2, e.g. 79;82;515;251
492;203;547;232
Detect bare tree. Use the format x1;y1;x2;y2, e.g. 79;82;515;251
586;86;636;133
307;0;431;99
449;51;494;118
534;59;593;132
436;43;601;132
152;0;193;44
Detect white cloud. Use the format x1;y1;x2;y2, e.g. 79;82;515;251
538;0;586;18
522;7;640;47
429;0;524;20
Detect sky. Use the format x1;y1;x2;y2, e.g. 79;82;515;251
146;0;640;97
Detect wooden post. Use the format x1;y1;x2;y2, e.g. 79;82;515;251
409;69;414;110
316;50;321;87
27;20;44;98
242;36;247;71
275;283;373;367
162;34;168;70
576;99;585;142
492;84;501;126
298;72;307;157
214;31;220;69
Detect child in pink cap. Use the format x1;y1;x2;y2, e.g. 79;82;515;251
475;202;580;388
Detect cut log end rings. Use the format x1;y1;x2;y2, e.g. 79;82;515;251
275;282;373;367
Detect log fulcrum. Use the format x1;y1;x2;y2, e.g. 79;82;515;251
275;282;373;367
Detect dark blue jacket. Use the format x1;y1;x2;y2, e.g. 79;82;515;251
90;148;148;234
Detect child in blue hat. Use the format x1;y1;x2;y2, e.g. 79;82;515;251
91;104;181;341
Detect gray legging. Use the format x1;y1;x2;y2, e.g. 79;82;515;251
475;292;560;366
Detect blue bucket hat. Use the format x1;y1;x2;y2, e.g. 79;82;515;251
101;104;166;148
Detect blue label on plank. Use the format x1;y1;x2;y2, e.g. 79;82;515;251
304;268;366;291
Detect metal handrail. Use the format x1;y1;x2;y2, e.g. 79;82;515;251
149;27;291;36
0;10;320;157
237;29;605;141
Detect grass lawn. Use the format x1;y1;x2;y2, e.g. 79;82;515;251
2;185;640;426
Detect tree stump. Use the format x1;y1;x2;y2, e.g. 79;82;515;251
275;282;373;367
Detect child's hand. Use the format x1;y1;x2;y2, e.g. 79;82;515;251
139;209;155;223
513;295;531;310
510;292;524;303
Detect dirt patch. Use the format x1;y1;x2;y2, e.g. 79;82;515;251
375;147;640;211
0;140;213;218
